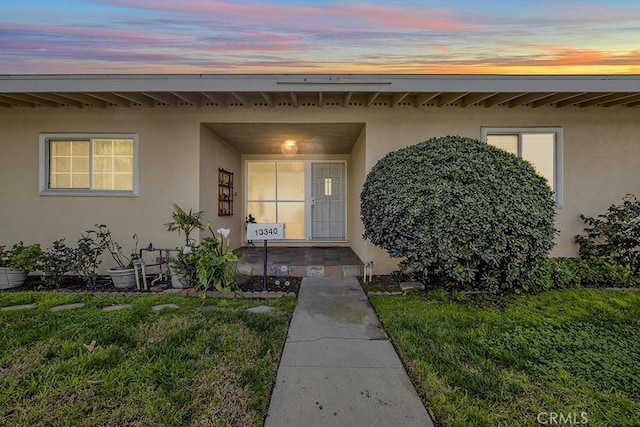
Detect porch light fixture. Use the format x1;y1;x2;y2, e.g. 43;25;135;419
281;139;298;155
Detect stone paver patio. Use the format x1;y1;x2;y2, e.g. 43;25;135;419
235;246;364;277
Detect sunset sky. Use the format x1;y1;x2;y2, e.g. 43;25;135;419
2;0;640;74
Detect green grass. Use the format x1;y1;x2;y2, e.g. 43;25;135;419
0;292;295;426
370;289;640;427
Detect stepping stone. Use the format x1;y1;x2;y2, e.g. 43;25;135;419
400;281;425;291
1;303;37;311
151;303;179;312
199;305;216;312
102;304;132;312
247;305;274;314
50;302;86;312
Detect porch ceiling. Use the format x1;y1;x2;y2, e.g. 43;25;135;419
205;122;364;155
1;74;640;109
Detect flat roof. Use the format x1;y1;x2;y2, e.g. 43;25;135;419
1;74;639;108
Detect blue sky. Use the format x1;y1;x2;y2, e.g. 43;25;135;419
2;0;639;74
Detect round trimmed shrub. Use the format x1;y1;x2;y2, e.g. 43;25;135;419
360;135;556;292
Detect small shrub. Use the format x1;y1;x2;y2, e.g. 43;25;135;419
537;257;636;290
42;239;76;287
361;135;556;293
575;194;640;276
578;257;636;288
0;242;44;271
547;258;582;289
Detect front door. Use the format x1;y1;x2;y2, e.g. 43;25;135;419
311;162;346;240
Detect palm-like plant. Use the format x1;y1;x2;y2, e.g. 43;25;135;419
164;203;205;245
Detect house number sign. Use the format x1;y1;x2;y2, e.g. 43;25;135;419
246;223;285;240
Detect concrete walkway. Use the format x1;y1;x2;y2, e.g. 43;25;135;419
265;277;433;427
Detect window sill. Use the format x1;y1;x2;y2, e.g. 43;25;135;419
39;190;138;197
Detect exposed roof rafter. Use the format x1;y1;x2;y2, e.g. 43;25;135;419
5;93;59;107
143;92;177;107
484;93;525;107
556;93;612;108
391;92;410;107
343;91;353;107
88;92;131;107
461;92;497;107
0;94;35;107
0;74;639;109
415;92;440;107
259;92;273;107
367;92;380;106
508;93;555;108
580;92;636;107
113;92;155;107
531;93;585;108
437;92;468;107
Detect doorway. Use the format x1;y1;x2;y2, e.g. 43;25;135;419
310;162;346;240
246;160;347;241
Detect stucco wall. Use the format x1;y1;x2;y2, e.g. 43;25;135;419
1;104;639;275
199;125;242;250
0;108;202;271
361;105;640;273
347;126;367;264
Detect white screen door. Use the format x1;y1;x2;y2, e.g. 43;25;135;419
311;162;346;240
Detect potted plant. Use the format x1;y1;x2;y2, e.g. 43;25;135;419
89;225;140;289
170;244;198;289
0;242;44;289
165;204;204;288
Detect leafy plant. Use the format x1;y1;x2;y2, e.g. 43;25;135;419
171;245;199;287
90;224;139;270
533;257;636;291
194;226;241;293
41;239;77;287
360;135;557;293
575;194;640;275
0;242;44;271
165;203;205;246
577;257;636;288
74;228;108;286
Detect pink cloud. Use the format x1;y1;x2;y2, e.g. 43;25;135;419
0;23;166;44
90;0;476;31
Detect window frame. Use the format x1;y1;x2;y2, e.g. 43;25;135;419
244;159;349;242
39;133;139;196
481;127;563;207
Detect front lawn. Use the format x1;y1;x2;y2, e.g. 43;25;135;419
0;292;295;426
370;289;640;427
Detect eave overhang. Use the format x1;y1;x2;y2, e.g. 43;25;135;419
1;74;639;109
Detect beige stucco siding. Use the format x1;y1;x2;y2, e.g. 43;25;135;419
1;104;639;275
199;124;242;249
347;125;367;263
361;106;640;273
0;108;202;268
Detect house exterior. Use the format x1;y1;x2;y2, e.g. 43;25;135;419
1;74;639;274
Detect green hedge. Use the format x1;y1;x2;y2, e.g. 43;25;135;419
360;135;556;293
538;257;637;290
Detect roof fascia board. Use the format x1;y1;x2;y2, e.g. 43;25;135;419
1;74;639;94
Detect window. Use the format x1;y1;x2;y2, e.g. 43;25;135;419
481;127;563;206
246;161;306;239
40;133;138;196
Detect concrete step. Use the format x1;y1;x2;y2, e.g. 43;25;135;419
237;263;363;277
